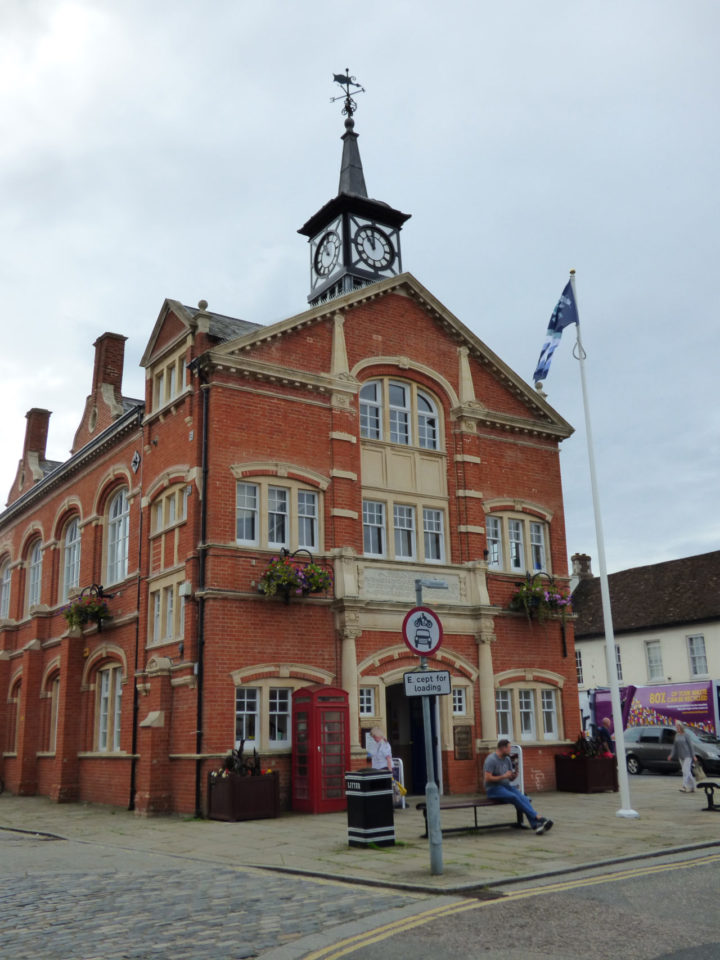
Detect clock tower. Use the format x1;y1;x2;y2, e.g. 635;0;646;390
298;72;411;306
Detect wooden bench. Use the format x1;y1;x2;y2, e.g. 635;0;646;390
697;780;720;811
416;797;525;837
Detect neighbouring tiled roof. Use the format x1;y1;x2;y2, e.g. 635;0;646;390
572;550;720;638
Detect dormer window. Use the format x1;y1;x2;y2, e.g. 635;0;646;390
359;379;440;450
153;349;186;409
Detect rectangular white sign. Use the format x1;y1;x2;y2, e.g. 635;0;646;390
403;670;451;697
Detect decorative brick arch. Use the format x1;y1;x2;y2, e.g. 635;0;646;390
351;356;459;409
357;643;478;683
81;643;128;688
230;663;334;686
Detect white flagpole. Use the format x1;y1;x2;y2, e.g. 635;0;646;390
569;270;639;819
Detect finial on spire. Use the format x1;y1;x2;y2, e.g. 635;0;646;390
331;69;365;118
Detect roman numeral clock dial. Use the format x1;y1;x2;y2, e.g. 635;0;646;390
354;225;395;270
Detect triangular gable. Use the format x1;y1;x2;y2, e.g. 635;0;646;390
209;273;573;439
140;300;194;369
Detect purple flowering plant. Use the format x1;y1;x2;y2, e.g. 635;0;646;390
258;556;333;598
508;578;571;623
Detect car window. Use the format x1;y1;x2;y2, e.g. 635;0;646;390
661;729;676;744
639;731;660;743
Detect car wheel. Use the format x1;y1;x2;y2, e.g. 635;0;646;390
626;755;642;775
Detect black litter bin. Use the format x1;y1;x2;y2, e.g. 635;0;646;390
345;769;395;847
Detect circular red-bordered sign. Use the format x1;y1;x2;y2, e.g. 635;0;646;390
402;606;444;657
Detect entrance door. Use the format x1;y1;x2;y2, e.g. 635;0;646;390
386;683;440;794
410;694;439;789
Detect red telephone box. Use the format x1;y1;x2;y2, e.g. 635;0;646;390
292;685;350;813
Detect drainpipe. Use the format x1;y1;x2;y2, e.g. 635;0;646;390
129;412;144;811
190;357;210;818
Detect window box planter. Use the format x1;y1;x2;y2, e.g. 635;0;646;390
207;771;280;821
554;754;618;793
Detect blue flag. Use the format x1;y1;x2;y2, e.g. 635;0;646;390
533;281;579;383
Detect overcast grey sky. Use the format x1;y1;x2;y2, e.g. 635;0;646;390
2;0;718;575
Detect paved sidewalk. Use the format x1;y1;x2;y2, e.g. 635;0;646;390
2;776;718;893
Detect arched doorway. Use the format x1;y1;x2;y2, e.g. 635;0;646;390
386;682;440;795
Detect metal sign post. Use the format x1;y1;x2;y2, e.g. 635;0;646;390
402;578;448;876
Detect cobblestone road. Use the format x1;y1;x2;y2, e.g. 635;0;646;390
1;830;425;959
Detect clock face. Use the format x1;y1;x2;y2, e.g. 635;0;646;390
314;230;341;277
354;225;395;270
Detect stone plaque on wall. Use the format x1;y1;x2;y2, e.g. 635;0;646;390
363;568;461;603
453;725;473;760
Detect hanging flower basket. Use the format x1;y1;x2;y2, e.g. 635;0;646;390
258;555;333;600
508;576;571;623
63;595;111;630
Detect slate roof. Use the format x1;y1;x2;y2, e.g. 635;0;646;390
183;305;261;343
572;550;720;638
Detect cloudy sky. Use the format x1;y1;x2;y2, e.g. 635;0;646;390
2;0;718;575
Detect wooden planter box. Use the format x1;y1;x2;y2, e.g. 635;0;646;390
554;755;618;793
208;772;280;821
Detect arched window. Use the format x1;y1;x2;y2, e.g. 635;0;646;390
28;540;43;609
62;518;81;601
0;559;11;619
96;663;123;752
359;379;441;450
106;489;129;585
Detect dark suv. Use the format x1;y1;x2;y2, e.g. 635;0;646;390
624;725;720;776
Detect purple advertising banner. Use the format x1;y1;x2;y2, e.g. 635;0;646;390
595;682;717;735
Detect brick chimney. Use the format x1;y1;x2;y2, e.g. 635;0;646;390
23;408;51;459
91;332;126;401
571;553;593;579
71;333;127;454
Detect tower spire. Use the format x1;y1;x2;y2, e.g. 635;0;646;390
332;70;367;197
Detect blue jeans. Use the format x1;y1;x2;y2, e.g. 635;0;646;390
486;784;540;828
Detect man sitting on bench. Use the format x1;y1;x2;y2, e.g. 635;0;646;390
483;739;554;835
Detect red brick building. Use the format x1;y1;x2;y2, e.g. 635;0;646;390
0;103;579;815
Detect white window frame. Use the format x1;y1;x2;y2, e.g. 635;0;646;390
28;541;43;608
393;504;416;560
496;689;513;739
0;561;11;619
236;482;259;545
529;522;546;572
575;649;583;685
148;576;184;646
62;518;81;601
646;640;664;682
235;687;259;751
486;516;502;569
153;350;186;410
423;508;444;563
359;378;442;451
417;391;438;450
363;500;386;557
107;489;129;585
389;381;410;445
485;513;550;575
518;689;536;741
297;490;318;551
97;665;123;753
541;689;558;739
508;520;525;572
235;480;323;553
687;635;708;677
268;688;292;747
452;688;467;716
359;687;376;716
359;381;382;440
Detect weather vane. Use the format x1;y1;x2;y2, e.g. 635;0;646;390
331;69;365;118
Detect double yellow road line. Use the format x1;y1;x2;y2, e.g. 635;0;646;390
304;852;720;960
